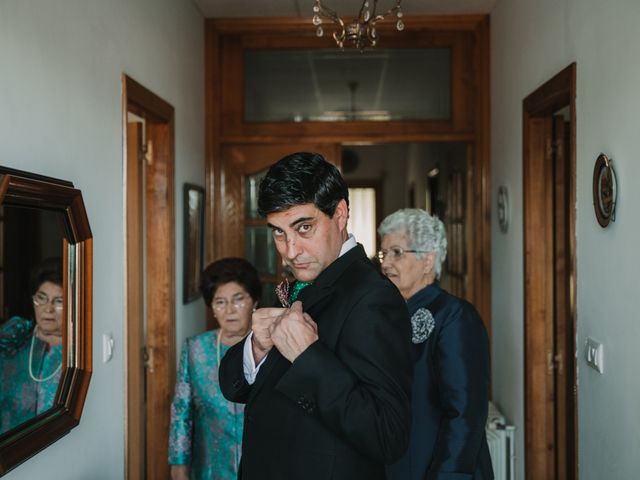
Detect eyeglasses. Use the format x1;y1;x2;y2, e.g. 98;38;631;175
377;247;428;263
32;292;64;311
212;294;248;312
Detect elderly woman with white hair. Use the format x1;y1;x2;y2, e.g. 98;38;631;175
378;209;493;480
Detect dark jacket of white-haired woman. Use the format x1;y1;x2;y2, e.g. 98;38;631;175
379;208;493;480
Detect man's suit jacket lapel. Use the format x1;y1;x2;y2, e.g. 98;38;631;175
297;244;368;351
298;243;367;310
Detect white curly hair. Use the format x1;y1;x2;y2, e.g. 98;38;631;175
377;208;448;279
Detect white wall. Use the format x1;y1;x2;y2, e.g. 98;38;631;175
0;0;206;478
491;1;640;479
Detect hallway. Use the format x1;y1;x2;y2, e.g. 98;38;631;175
1;1;639;479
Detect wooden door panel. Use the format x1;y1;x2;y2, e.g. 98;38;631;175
220;158;244;258
124;76;176;480
552;114;577;479
553;115;568;479
523;63;577;480
223;143;341;174
125;122;145;480
542;117;557;480
524;116;556;479
144;122;176;480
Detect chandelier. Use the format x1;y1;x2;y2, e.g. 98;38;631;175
312;0;404;50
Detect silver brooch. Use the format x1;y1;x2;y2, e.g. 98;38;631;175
411;308;435;344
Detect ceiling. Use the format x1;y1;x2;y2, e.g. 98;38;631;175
192;0;497;18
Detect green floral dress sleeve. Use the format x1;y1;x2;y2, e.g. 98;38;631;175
168;338;194;466
0;316;34;357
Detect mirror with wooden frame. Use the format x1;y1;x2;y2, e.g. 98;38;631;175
0;166;92;476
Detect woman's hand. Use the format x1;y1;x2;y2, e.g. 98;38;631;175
170;464;190;480
35;327;63;347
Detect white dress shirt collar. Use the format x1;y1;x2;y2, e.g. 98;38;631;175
339;233;357;257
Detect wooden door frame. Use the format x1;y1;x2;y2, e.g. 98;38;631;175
123;74;176;480
204;16;491;330
523;63;577;479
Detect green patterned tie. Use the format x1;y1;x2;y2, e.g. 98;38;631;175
289;281;312;303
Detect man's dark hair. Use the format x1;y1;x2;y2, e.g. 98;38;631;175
257;152;349;218
200;257;262;307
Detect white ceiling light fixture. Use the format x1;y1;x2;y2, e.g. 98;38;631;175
312;0;404;50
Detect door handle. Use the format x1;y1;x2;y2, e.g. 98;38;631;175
143;345;155;373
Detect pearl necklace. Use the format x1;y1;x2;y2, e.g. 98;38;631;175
28;329;62;383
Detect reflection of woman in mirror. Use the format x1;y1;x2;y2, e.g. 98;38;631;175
0;257;63;434
169;258;261;480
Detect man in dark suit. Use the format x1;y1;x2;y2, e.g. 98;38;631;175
219;152;413;480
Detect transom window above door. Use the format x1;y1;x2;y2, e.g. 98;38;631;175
244;48;451;123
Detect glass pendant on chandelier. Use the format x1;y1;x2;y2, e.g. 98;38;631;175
312;0;404;50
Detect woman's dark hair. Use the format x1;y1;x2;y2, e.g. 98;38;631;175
200;257;262;307
28;257;63;296
257;152;349;217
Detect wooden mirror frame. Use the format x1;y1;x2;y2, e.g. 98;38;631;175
0;166;92;476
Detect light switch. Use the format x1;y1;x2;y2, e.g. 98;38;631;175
585;337;604;374
102;333;114;363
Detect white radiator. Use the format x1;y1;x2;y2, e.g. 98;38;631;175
486;401;516;480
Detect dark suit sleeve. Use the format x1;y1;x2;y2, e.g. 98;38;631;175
218;336;253;404
427;302;490;480
275;283;413;463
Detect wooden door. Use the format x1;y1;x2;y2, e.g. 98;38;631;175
523;64;577;480
124;76;176;480
212;143;340;315
125;120;145;480
552;114;576;479
206;16;492;334
440;145;473;299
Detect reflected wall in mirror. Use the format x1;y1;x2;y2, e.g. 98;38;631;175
0;206;65;321
0;167;92;476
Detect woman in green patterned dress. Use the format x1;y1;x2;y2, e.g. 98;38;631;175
169;257;261;480
0;258;64;434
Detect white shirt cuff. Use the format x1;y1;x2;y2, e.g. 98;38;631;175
243;332;268;384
